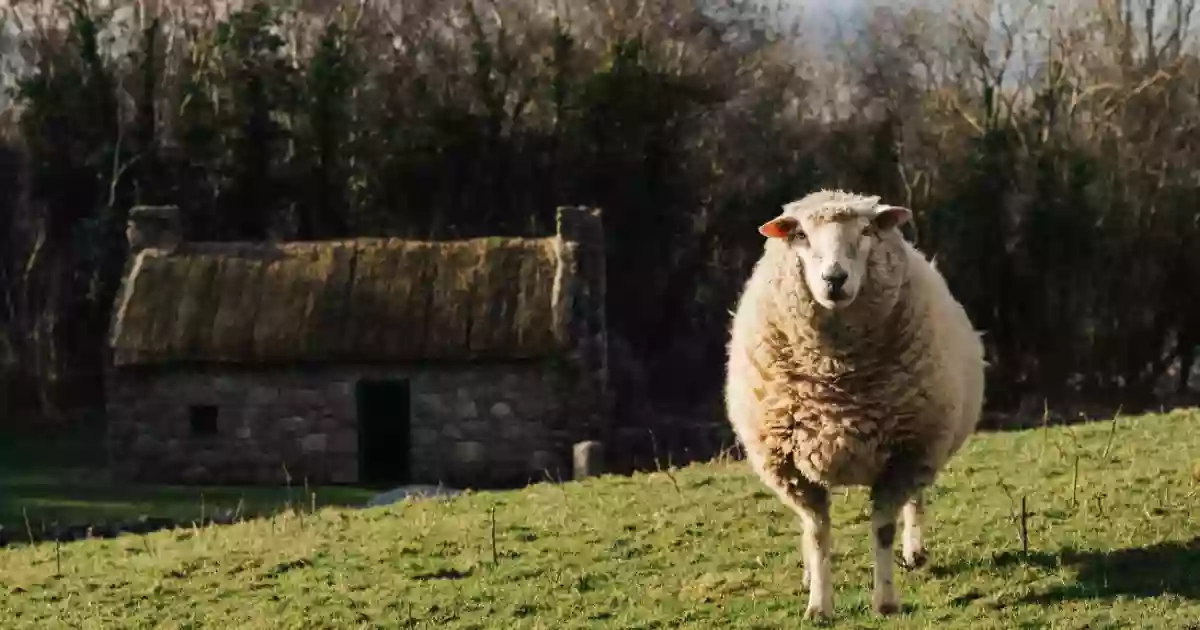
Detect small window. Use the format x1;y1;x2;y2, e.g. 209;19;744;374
189;405;219;436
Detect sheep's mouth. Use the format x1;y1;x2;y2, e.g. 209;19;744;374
818;288;856;310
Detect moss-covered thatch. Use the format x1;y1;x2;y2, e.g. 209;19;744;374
110;237;567;366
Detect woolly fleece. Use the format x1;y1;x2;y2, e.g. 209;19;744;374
724;191;985;492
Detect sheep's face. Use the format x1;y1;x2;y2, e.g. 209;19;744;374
759;193;912;311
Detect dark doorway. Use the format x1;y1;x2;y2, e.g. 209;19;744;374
356;379;412;485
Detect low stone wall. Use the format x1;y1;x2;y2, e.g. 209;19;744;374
106;362;572;487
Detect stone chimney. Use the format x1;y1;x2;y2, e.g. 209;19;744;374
555;205;608;382
554;205;612;446
126;205;182;254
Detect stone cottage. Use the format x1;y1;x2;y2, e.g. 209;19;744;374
105;205;609;488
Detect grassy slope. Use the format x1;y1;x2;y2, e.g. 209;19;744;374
0;423;375;532
1;409;1198;629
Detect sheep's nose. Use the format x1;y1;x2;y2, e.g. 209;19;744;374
822;267;848;293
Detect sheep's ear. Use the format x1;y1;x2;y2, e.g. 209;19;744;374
872;205;912;231
758;216;797;239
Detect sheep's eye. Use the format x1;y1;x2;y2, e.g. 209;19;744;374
790;231;808;244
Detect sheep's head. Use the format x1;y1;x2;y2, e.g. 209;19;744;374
758;190;912;311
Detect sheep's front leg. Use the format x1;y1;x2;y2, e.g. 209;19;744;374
791;482;833;620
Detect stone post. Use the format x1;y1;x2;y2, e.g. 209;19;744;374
573;440;605;480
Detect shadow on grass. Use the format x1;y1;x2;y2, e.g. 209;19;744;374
935;539;1200;604
0;475;375;530
0;427;375;537
1018;538;1200;603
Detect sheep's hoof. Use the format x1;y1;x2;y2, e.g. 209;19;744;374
900;549;929;570
804;604;832;621
873;599;901;616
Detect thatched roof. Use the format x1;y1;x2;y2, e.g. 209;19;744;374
109;237;569;366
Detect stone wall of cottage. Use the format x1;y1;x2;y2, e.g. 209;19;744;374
106;362;571;487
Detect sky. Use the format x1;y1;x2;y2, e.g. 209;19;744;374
725;0;943;47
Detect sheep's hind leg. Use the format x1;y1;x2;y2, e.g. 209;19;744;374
900;492;928;570
870;460;936;615
869;499;903;615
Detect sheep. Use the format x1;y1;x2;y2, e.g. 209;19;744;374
723;189;986;619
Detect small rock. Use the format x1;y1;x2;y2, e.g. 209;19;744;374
210;509;236;526
440;422;464;440
365;485;461;507
132;433;160;454
132;515;175;534
456;399;479;419
454;441;486;466
330;466;357;484
300;433;328;453
87;523;119;539
329;430;357;454
500;421;528;442
490;402;513;418
413;427;440;446
181;465;210;483
460;419;489;437
246;386;279;405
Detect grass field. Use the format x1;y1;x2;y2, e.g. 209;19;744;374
0;423;375;535
1;408;1198;628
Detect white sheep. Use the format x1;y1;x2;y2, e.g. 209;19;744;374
724;189;986;619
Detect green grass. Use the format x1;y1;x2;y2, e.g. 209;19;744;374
2;409;1199;629
0;425;374;534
